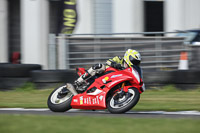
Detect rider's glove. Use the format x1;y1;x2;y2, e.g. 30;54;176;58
111;62;123;70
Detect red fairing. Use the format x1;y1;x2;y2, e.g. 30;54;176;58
105;67;142;88
71;67;143;110
104;67;143;93
70;91;107;109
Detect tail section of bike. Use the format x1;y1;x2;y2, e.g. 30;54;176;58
76;67;86;76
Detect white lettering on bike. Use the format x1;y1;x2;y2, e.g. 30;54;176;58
89;97;91;104
84;98;87;104
79;96;104;105
73;99;78;103
80;96;83;104
99;95;104;101
111;74;123;78
96;96;99;104
87;89;102;95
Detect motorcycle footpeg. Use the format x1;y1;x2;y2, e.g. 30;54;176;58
76;85;87;92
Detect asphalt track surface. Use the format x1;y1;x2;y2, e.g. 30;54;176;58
1;108;200;118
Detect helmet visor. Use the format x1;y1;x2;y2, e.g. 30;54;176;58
129;55;140;66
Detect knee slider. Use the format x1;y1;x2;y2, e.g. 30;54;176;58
92;63;103;70
94;63;106;74
89;63;106;75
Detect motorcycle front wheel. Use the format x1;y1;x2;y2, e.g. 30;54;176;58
107;87;140;114
47;85;73;112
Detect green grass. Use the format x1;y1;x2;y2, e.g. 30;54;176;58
0;85;200;111
135;86;200;111
0;114;200;133
0;89;51;108
0;85;200;133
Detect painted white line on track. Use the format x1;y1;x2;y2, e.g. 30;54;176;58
0;108;49;111
0;108;79;112
127;111;200;116
0;108;200;115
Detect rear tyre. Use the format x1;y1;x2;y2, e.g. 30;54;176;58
107;87;140;114
47;85;73;112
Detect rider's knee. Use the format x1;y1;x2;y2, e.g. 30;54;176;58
88;63;106;76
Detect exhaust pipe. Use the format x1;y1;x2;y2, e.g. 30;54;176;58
66;83;78;96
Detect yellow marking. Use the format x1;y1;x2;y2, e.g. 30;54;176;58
105;77;109;81
80;100;83;105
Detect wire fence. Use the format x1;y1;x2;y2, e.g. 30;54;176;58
48;32;190;71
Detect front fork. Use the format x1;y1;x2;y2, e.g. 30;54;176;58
121;82;129;93
114;82;128;99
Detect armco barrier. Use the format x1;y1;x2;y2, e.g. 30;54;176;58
143;70;200;89
30;70;200;89
31;70;78;83
0;63;42;89
171;70;200;89
0;77;31;89
0;64;42;77
171;70;200;84
1;63;200;89
30;70;78;89
143;71;173;84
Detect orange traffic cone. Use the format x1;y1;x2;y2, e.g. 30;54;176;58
178;52;188;70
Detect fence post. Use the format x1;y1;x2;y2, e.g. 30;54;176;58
94;37;101;64
58;34;67;69
155;35;162;70
48;34;57;69
65;36;70;69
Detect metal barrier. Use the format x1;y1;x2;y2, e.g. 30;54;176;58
48;32;189;70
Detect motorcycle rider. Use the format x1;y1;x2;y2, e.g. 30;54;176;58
75;49;145;92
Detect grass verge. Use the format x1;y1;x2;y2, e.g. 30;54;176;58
0;114;200;133
0;85;200;111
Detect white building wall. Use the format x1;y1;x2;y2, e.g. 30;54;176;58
21;0;49;69
73;0;144;34
165;0;185;32
93;0;112;34
0;0;8;62
74;0;94;34
165;0;200;32
184;0;200;29
112;0;143;33
75;0;200;34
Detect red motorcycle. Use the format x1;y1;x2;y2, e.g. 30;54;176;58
47;66;144;113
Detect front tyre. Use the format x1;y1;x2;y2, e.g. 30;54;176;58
107;87;140;114
47;85;73;112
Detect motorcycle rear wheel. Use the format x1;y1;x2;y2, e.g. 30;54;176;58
47;85;73;112
107;87;140;114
